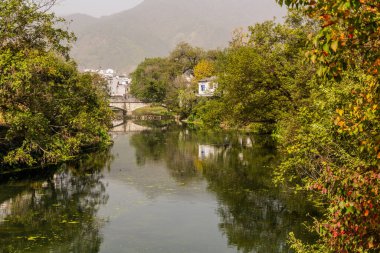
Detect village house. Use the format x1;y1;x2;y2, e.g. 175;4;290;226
198;76;218;97
198;145;221;160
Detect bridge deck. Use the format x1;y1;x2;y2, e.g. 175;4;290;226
109;96;150;115
109;96;144;103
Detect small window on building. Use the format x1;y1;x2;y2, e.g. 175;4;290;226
201;84;206;91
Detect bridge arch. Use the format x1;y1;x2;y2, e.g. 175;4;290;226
109;96;150;116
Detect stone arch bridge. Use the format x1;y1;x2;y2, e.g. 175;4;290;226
109;96;150;116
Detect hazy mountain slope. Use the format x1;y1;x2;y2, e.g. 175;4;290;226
66;0;286;72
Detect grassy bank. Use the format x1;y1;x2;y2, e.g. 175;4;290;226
132;106;174;117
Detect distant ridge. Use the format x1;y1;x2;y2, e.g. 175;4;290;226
65;0;286;73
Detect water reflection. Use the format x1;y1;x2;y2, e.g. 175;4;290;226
0;151;112;253
0;127;318;253
202;143;317;253
129;128;318;252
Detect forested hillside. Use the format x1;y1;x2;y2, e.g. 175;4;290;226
66;0;286;72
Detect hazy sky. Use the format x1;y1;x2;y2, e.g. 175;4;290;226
53;0;143;17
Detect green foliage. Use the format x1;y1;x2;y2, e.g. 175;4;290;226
130;42;221;118
168;42;205;73
132;106;173;117
276;70;380;252
0;0;112;169
277;0;380;77
214;15;315;129
0;0;75;58
275;1;380;252
130;57;178;103
0;51;112;168
193;99;225;128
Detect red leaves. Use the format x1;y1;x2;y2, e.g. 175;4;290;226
315;166;380;251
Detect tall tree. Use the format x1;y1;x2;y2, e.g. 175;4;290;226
169;42;205;73
212;15;315;130
130;57;180;103
193;59;215;80
0;0;112;169
275;1;380;252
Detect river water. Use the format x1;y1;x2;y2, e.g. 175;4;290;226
0;123;318;253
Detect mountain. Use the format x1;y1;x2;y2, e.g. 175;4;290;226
65;0;286;73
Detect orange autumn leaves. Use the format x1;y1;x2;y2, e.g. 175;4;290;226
334;76;380;165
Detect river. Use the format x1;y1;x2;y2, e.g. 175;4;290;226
0;122;318;253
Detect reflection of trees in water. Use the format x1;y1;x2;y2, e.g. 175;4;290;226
202;140;319;253
129;130;167;166
129;129;277;186
164;131;202;182
0;150;112;253
130;129;201;183
130;129;318;252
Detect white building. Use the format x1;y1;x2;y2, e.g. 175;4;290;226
198;145;221;160
198;77;218;97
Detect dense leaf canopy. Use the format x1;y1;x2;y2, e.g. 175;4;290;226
0;0;112;169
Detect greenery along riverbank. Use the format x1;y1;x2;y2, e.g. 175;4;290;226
130;13;316;132
132;105;174;117
130;2;380;252
1;0;379;252
0;0;112;172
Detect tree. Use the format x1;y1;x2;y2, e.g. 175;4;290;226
168;42;205;73
193;59;215;80
130;43;219;114
130;57;180;103
275;1;380;252
212;15;315;130
0;0;112;169
277;0;379;77
0;0;75;58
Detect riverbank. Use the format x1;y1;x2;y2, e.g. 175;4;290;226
0;145;111;181
183;118;274;134
132;105;173;117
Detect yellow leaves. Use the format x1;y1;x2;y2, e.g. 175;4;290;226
336;109;344;116
338;121;345;127
331;40;339;52
377;152;380;159
365;6;377;13
368;240;374;249
194;60;215;80
366;93;373;102
335;110;346;128
334;116;341;126
310;53;317;64
334;116;346;127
